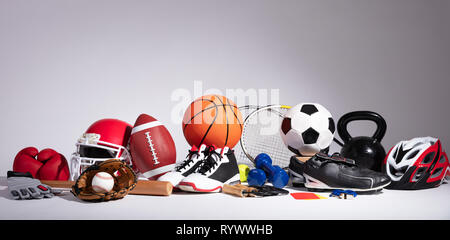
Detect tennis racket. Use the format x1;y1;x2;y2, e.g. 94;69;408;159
234;105;293;169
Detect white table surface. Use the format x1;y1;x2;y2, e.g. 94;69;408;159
1;176;449;220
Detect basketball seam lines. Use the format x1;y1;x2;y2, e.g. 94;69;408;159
183;99;216;131
198;99;218;147
183;102;237;131
215;95;229;147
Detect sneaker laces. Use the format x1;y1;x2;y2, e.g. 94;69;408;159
197;147;222;175
331;153;359;169
175;149;200;171
317;152;358;169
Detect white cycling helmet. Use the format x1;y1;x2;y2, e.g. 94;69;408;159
383;137;449;190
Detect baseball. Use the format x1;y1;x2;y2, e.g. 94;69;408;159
91;172;114;193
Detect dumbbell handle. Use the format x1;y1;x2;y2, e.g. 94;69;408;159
261;164;279;182
256;154;280;179
255;153;273;172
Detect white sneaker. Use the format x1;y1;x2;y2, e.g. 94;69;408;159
178;146;241;193
157;144;210;187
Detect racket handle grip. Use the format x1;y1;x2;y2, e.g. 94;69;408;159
223;184;255;198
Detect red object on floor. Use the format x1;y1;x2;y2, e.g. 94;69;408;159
290;192;326;200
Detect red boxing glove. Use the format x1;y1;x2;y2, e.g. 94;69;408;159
13;147;70;181
13;147;42;178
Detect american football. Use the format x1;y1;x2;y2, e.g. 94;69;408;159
129;114;176;180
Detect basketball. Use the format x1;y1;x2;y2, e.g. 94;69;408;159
182;94;243;149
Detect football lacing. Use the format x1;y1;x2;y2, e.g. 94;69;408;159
145;132;159;165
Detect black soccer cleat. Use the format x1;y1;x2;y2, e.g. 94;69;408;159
302;152;391;192
288;155;307;187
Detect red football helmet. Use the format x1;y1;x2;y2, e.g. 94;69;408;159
70;119;132;180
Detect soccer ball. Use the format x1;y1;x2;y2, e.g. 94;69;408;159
280;103;335;156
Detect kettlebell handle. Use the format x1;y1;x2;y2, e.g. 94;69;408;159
337;111;387;144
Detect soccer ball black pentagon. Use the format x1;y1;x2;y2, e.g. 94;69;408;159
280;103;335;156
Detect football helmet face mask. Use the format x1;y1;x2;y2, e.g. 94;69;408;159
383;137;449;190
70;119;132;180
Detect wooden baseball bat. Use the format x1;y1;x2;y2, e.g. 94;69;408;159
41;180;173;196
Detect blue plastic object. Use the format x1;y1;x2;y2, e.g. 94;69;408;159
247;169;266;187
254;153;289;188
330;189;358;199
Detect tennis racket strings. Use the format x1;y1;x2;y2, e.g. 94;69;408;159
234;105;293;169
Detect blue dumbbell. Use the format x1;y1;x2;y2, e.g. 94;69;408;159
247;168;266;187
254;153;289;188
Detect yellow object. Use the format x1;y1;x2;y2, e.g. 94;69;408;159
238;164;250;182
316;194;328;199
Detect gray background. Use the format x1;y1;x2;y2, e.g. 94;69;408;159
0;0;449;174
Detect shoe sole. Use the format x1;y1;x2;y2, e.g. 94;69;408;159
288;168;305;187
178;182;223;192
303;173;391;192
178;174;241;193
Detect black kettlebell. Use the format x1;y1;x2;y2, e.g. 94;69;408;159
337;111;387;172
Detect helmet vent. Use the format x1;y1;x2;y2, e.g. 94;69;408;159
421;152;435;164
390;165;400;176
398;166;408;174
393;148;399;159
407;150;420;160
438;155;446;163
430;167;443;178
391;165;408;177
413;167;427;182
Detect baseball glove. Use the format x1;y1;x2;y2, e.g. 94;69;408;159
71;159;137;202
